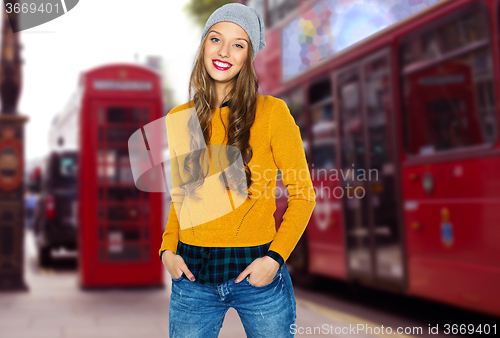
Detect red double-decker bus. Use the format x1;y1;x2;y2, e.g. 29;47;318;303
244;0;500;317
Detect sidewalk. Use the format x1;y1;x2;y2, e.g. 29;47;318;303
0;229;352;338
0;230;179;338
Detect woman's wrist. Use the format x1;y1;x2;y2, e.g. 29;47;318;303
265;250;284;267
262;255;280;270
161;250;175;264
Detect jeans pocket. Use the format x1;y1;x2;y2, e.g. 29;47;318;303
281;262;296;302
245;265;282;288
171;275;184;282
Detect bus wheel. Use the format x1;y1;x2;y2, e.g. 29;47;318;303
38;246;52;267
288;235;316;288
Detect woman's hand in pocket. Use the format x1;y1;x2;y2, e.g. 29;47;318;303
162;250;196;282
234;256;280;286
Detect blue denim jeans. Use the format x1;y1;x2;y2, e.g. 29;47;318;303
169;262;297;337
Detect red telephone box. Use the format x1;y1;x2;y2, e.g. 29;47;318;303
76;64;165;288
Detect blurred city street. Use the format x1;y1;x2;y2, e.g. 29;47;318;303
1;229;168;338
0;229;359;338
0;229;351;338
1;1;499;337
2;229;495;338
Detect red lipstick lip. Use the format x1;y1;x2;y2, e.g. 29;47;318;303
212;59;232;71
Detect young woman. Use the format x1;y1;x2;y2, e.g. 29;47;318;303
159;3;316;337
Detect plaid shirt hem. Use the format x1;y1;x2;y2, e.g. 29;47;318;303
160;241;284;285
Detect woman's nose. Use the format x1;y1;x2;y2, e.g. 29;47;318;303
218;43;229;58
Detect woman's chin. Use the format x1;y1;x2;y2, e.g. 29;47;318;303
212;76;234;84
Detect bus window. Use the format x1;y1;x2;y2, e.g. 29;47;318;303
313;141;335;170
58;153;78;188
309;78;335;170
280;86;307;140
43;152;78;190
400;4;497;155
281;87;310;164
365;57;392;167
309;78;332;106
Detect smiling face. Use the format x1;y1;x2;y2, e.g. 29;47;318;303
203;21;250;95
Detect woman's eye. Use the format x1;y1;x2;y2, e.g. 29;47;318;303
211;37;220;43
235;44;244;49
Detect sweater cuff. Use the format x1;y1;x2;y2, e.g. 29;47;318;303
266;250;284;267
160;249;167;262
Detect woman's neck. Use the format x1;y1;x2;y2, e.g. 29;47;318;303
215;84;232;108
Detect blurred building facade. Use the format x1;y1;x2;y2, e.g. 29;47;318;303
0;2;28;291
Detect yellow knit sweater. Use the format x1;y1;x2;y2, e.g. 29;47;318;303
159;94;316;262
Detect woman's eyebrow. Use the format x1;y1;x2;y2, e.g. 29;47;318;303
208;29;249;43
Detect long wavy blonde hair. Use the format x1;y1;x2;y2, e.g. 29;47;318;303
181;32;261;200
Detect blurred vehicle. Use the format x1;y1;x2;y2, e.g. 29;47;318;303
33;151;78;266
248;0;500;318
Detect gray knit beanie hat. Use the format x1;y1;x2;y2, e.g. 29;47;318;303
200;3;266;57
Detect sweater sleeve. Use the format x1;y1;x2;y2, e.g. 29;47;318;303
158;115;185;258
267;98;317;262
